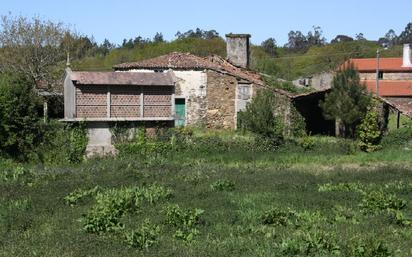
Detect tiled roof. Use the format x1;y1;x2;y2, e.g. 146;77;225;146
363;80;412;96
113;52;264;86
70;71;175;86
348;58;412;72
381;97;412;118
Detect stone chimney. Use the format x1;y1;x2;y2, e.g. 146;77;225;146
402;44;412;67
226;33;251;69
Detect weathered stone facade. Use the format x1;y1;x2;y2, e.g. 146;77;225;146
173;70;208;126
206;70;237;129
360;72;412;81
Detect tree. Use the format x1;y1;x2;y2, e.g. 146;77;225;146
261;38;278;57
398;22;412;44
153;32;164;43
97;38;115;56
285;26;326;52
285;30;307;52
355;33;366;41
378;29;397;48
319;64;371;137
0;74;42;159
331;35;354;44
0;14;71;87
175;28;220;40
306;26;326;47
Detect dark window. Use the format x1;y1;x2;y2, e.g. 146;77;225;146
378;71;384;79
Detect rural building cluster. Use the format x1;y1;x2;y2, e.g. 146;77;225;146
62;34;412;155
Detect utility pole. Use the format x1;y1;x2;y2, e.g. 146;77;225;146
376;49;380;97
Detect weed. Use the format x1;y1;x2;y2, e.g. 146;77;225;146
64;186;101;206
261;208;297;226
359;190;406;213
210;179;235;192
165;204;204;243
123;219;160;249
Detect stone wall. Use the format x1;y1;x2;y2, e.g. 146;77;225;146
173;70;208;126
360;72;412;80
206;70;237;129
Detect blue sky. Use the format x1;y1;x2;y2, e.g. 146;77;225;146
1;0;411;45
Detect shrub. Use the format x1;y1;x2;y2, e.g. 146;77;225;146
347;238;393;257
123;220;161;249
297;136;315;151
238;89;284;143
357;107;382;152
35;121;88;164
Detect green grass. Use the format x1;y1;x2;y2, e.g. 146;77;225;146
1;132;412;256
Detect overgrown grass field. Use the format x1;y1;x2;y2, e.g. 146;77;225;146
1;130;412;256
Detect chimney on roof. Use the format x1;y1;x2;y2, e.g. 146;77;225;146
226;33;251;69
402;44;412;67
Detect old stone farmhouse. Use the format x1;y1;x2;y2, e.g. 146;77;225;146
63;34;335;155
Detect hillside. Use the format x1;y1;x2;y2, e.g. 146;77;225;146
72;38;403;81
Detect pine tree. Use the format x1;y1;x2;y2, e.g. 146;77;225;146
319;64;371;137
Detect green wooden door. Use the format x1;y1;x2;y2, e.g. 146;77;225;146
175;99;186;127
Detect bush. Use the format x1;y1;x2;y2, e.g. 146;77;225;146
358;107;382;152
238;89;284;143
36;121;88;164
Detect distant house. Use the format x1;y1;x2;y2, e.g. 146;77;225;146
348;44;412;121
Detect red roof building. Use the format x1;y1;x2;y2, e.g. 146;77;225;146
348;44;412;97
347;44;412;118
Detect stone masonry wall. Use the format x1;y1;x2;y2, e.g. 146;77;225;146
206;70;237;129
173;70;208;126
360;72;412;80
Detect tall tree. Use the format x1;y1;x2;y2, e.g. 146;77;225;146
153;32;164;43
0;15;70;87
398;22;412;44
378;29;397;47
319;64;371;137
261;38;277;57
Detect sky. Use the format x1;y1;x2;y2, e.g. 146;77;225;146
1;0;411;46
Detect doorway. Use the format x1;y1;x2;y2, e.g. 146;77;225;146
175;98;186;127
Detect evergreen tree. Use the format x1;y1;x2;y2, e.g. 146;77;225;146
319;64;371;137
357;106;382;152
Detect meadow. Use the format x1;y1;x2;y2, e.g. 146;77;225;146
1;128;412;257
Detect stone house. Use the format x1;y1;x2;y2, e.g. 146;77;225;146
113;34;264;130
